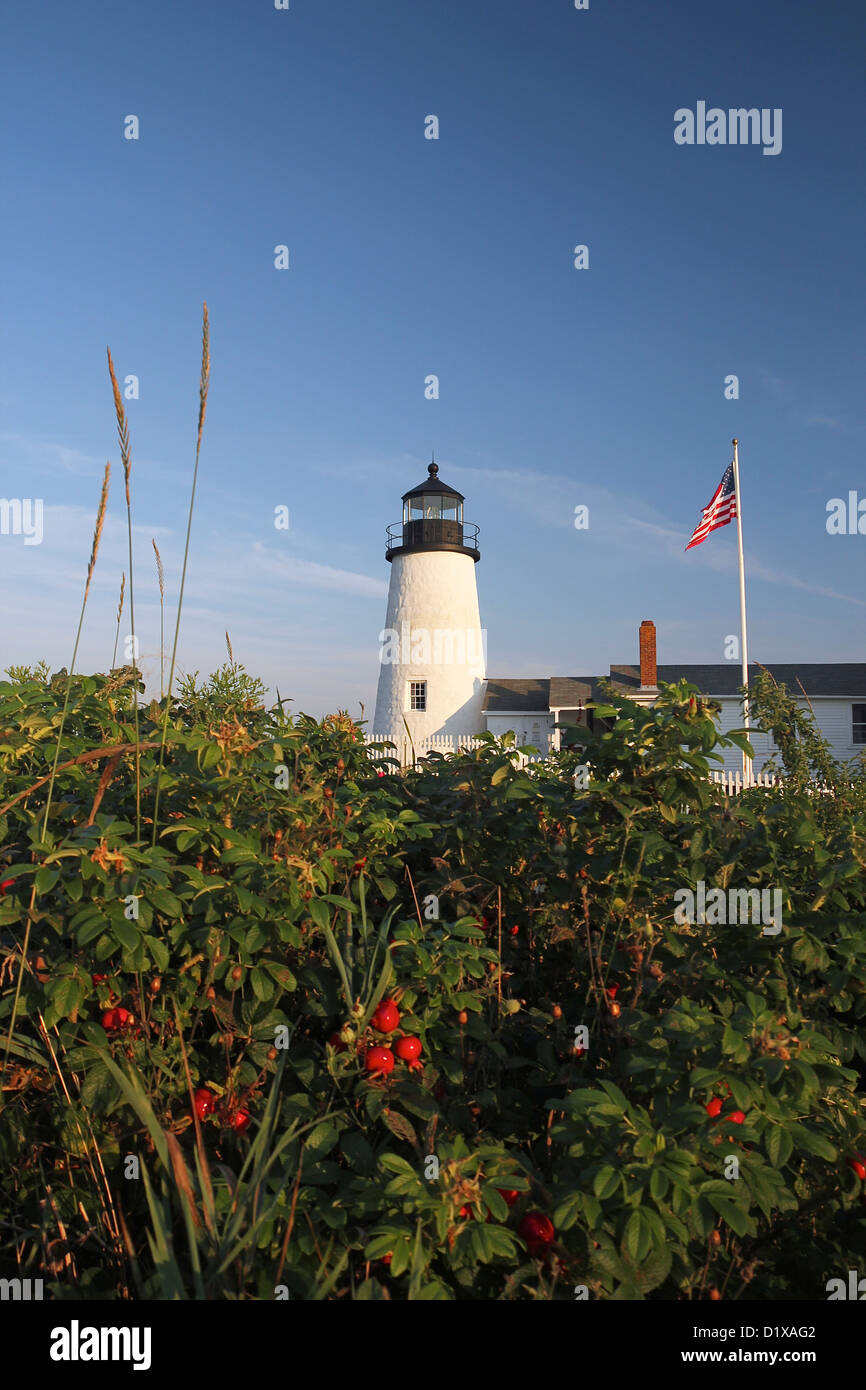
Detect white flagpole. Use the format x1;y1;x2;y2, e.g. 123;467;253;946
731;438;752;785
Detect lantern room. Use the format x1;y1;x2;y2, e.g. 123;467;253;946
385;461;480;561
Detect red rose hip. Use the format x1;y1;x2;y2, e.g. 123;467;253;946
395;1035;422;1062
365;1045;395;1076
193;1087;216;1121
519;1211;555;1254
371;1001;400;1034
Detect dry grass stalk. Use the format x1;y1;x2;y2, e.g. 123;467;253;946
0;740;161;820
84;463;110;604
2;454;111;1090
106;343;141;838
106;348;132;506
111;571;125;670
152;302;210;847
36;1014;128;1290
152;539;164;598
198;302;210;451
225;630;233;665
173;1000;215;1235
153;540;165;699
497;885;502;1017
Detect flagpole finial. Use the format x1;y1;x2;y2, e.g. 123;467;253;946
732;438;738;446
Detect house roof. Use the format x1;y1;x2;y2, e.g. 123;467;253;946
482;679;550;712
647;664;866;698
549;677;601;705
483;664;866;712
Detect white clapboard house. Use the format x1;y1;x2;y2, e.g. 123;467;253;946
372;464;866;774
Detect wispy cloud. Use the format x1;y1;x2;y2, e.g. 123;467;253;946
0;432;103;478
755;372;851;433
623;517;866;608
803;414;844;430
249;543;388;598
456;462;665;533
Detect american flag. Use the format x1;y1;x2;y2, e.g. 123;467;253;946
686;463;737;550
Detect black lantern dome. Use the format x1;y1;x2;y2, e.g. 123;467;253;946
385;460;480;562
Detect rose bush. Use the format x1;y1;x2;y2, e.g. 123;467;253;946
0;668;864;1300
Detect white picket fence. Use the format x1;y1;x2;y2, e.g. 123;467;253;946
709;770;833;796
710;770;780;795
365;734;831;794
364;732;550;769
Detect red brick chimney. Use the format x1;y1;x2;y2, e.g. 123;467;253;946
639;620;657;688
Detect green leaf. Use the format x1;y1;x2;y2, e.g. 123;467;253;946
553;1190;583;1231
113;918;141;951
340;1132;375;1176
724;730;755;756
415;1279;453;1301
51;975;83;1020
144;936;169;972
593;1166;620;1200
790;1124;837;1162
623;1209;652;1263
649;1167;669;1202
373;876;398;902
597;1080;629;1112
364;1232;401;1260
250;967;273;1002
149;888;183;918
379;1153;416;1177
634;1243;673;1294
706;1193;753;1237
76;912;107;946
200;742;222;770
305;1121;340;1156
483;1225;520;1258
766;1125;793;1169
35;866;60;894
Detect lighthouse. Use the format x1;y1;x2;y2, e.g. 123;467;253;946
372;461;486;740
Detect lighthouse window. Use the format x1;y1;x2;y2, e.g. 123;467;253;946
409;681;427;711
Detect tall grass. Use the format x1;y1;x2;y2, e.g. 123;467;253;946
153;540;165;701
1;465;110;1082
107;349;141;841
97;1046;344;1298
152;303;210;848
111;571;125;670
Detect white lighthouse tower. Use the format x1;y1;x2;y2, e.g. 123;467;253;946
372;461;486;741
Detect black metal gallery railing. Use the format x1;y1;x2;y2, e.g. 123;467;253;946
385;519;480;554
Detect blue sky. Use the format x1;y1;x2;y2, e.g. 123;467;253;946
1;0;863;719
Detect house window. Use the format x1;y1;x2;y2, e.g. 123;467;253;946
853;704;866;744
409;680;427;712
